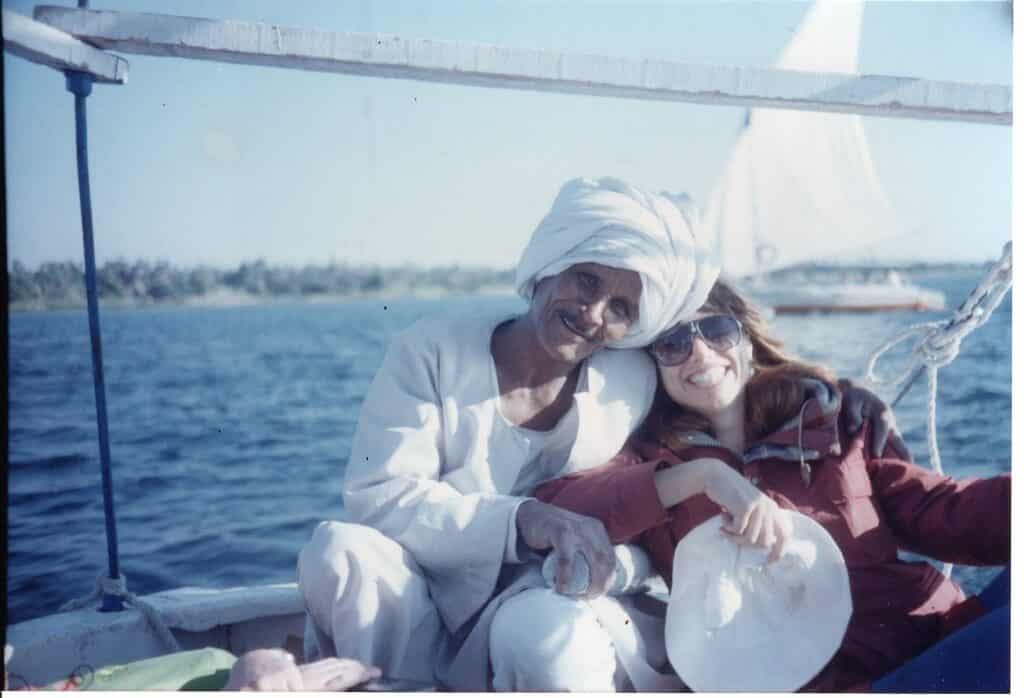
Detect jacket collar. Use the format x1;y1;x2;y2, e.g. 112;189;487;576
677;378;842;477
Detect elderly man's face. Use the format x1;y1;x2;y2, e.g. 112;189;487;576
528;263;642;364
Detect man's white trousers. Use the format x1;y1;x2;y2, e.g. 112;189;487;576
298;521;673;690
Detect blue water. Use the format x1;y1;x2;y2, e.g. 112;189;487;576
7;275;1011;625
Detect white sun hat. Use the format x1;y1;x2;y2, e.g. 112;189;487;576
665;512;852;692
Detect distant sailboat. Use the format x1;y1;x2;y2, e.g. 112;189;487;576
701;1;945;313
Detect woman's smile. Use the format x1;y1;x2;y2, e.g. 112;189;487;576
685;364;728;388
660;330;750;418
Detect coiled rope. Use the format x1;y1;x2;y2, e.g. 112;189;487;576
59;575;181;653
864;241;1012;474
862;242;1012;576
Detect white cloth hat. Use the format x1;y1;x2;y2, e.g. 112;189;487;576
515;177;720;349
665;512;852;692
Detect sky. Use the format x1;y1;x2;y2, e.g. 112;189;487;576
2;0;1014;271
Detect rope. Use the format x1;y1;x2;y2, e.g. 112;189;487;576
59;575;181;653
862;241;1012;577
66;68;124;612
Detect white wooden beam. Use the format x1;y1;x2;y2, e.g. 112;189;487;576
34;6;1009;125
3;9;127;84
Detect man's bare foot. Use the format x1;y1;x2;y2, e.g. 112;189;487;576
224;649;380;691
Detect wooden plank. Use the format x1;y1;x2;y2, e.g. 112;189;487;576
34;6;1010;125
3;9;127;84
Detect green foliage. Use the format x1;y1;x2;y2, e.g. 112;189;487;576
7;259;515;309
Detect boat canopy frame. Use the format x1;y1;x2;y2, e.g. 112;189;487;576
3;5;1013;124
2;1;1013;616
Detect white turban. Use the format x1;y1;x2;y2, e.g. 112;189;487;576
515;177;720;349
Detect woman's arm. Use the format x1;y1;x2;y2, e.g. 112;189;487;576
536;450;792;558
533;448;670;544
869;452;1010;565
664;459;793;559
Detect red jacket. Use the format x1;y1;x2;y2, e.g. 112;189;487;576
534;385;1010;691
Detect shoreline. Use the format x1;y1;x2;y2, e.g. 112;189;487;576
8;284;517;313
7;263;994;313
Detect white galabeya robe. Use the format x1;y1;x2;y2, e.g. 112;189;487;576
299;308;667;689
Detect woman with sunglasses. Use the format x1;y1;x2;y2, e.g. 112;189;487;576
534;278;1010;692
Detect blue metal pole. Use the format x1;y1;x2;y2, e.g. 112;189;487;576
66;65;123;613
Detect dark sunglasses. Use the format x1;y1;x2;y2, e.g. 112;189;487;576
648;315;743;366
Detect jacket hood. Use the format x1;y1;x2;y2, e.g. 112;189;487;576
744;377;843;465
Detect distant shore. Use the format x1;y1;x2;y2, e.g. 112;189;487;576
7;260;516;312
8;284;518;312
7;259;993;312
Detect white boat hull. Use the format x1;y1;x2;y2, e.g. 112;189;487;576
747;280;946;314
6;584;306;688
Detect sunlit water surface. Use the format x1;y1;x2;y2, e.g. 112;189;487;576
7;274;1010;623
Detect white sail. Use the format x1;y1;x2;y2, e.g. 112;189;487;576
703;1;901;278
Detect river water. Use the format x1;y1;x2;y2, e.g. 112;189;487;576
7;273;1011;624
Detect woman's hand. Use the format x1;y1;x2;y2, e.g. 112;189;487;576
701;461;792;561
839;379;910;459
516;499;615;598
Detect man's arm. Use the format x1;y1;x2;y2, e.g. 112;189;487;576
342;325;527;629
839;379;910;459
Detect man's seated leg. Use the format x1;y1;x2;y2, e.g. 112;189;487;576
489;588;625;691
297;521;443;684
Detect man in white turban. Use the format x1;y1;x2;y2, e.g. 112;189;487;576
297;176;721;690
516;177;718;349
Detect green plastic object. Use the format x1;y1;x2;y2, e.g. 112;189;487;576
83;648;237;691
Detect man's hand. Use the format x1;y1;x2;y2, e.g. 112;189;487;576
516;499;615;598
838;379;910;459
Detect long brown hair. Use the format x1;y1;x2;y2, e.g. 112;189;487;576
640;278;837;455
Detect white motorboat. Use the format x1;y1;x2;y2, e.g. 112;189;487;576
742;269;945;315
